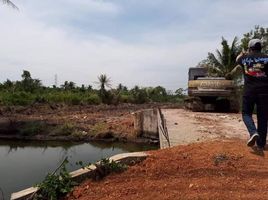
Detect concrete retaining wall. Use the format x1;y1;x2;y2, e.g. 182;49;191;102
133;109;158;139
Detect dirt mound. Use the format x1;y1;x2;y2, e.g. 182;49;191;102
65;139;268;200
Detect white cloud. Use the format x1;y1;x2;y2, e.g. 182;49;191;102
0;10;215;89
21;0;122;16
0;0;268;91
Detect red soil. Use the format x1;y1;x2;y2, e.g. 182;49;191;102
65;139;268;200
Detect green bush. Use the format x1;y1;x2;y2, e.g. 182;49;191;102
45;92;65;103
0;70;188;106
69;95;82;105
35;158;76;200
45;92;83;105
34;95;47;103
133;91;148;104
118;94;132;103
84;94;101;105
0;91;35;106
98;90;115;104
51;123;76;136
0;81;184;106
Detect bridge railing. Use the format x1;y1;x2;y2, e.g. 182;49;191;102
158;108;170;148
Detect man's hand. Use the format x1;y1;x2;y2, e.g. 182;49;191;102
236;49;247;62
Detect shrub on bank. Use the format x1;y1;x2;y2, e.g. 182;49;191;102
0;91;35;106
84;94;101;105
118;94;133;103
50;123;77;136
45;92;82;105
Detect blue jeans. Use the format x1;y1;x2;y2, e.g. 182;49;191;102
242;94;268;147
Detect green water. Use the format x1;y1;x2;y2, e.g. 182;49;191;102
0;140;157;199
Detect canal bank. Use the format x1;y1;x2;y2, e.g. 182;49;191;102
0;104;182;145
0;140;157;199
6;108;166;199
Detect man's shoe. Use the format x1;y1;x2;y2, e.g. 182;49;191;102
257;146;265;151
247;133;259;147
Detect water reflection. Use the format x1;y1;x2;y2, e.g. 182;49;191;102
0;139;157;199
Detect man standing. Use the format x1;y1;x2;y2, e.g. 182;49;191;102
236;39;268;149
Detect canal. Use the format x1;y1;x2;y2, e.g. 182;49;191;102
0;140;157;199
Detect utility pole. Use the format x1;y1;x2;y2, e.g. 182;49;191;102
54;74;58;87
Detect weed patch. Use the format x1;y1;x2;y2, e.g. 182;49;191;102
91;122;108;135
51;123;77;136
34;158;76;200
33;156;128;200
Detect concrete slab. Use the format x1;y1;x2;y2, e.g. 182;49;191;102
159;109;248;149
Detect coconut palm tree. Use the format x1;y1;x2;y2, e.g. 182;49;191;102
61;81;76;90
116;83;128;93
204;37;240;77
97;74;112;103
97;74;111;92
2;0;18;9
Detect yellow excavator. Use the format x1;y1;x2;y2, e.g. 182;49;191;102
185;67;240;112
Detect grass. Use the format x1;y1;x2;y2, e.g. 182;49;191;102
0;91;103;106
50;123;80;136
90;122;109;135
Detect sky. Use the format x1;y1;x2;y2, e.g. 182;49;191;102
0;0;267;91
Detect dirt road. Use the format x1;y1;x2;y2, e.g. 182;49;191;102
161;109;249;148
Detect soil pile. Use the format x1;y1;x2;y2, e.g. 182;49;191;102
65;139;268;200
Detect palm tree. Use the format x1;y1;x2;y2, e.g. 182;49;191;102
116;83;128;93
68;81;75;90
97;74;112;104
97;74;111;92
21;70;31;80
117;83;123;92
204;37;240;77
61;81;75;90
2;0;18;9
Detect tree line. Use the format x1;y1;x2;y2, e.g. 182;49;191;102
0;71;185;106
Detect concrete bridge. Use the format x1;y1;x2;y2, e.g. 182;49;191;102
134;108;247;149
